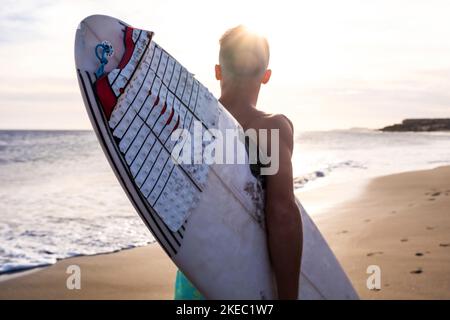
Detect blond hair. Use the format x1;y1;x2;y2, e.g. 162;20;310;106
219;25;270;80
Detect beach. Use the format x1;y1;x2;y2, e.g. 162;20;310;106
0;245;177;299
0;166;449;299
303;166;450;299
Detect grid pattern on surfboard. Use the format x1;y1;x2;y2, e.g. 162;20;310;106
90;26;220;252
79;69;183;257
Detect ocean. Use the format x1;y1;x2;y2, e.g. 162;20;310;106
1;129;449;273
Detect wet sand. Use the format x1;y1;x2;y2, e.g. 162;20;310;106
0;245;176;299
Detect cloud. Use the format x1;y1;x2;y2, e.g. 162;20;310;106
1;0;449;130
0;0;55;43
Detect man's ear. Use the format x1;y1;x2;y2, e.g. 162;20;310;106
215;64;222;80
261;69;272;84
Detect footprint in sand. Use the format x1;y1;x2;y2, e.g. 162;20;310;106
337;230;349;235
428;198;436;201
426;226;435;230
415;252;424;257
400;238;408;242
364;219;371;223
367;251;383;257
431;192;441;197
439;243;450;247
410;268;423;274
391;211;397;214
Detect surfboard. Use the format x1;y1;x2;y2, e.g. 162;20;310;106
74;14;359;299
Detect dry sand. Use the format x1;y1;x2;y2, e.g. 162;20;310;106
1;166;449;299
303;166;450;299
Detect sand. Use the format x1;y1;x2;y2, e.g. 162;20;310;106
0;245;176;299
0;166;449;299
306;166;450;299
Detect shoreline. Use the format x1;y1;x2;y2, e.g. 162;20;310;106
0;166;449;299
0;245;177;299
0;244;156;283
0;178;369;281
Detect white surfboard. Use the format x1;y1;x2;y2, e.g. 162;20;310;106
74;14;358;299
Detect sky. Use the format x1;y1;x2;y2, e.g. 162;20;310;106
0;0;449;131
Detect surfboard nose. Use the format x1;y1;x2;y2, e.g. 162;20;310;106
74;15;127;74
76;15;154;121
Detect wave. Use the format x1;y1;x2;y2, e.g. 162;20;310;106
1;129;449;275
293;160;367;189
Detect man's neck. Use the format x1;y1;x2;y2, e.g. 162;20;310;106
219;82;261;116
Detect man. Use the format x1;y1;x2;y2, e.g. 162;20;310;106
175;25;302;300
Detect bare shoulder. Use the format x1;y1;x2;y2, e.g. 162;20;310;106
267;114;294;134
247;111;293;133
248;112;294;152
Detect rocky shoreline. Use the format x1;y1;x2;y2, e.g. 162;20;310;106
380;119;450;132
